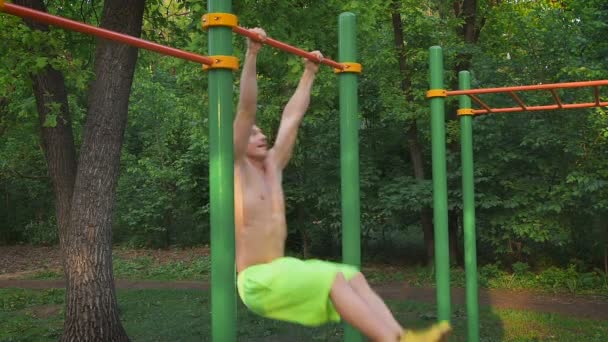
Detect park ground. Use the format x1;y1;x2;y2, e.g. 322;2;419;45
1;245;608;341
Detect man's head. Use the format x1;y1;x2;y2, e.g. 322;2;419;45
246;125;268;160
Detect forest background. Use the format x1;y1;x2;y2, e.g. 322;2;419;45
1;0;607;279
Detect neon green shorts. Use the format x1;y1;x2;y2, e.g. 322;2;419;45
237;257;359;326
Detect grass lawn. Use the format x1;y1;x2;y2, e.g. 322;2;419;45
1;288;607;341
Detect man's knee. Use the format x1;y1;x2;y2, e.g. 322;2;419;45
348;272;368;289
330;272;349;296
331;271;367;293
331;270;345;284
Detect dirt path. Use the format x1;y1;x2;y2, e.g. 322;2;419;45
2;246;607;320
1;278;606;320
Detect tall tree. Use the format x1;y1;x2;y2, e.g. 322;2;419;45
12;0;146;340
390;0;435;265
12;0;76;252
62;0;145;339
446;0;485;265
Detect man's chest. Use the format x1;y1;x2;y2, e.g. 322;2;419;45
239;163;283;206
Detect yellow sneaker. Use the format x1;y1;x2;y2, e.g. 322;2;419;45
400;321;452;342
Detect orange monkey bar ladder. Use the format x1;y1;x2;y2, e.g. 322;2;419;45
445;80;608;115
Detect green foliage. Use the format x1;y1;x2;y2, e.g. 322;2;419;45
512;261;530;275
537;266;578;293
30;270;63;280
369;262;608;295
462;0;608;265
114;53;211;248
0;127;53;244
112;255;211;281
475;262;608;294
0;289;64;311
0;1;93;244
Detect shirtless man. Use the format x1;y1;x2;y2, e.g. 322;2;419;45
233;28;451;342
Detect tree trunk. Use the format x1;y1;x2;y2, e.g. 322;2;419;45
452;0;479;88
604;218;608;276
14;0;145;339
60;1;146;341
15;0;144;341
391;0;435;266
443;0;481;267
421;208;434;265
164;208;173;248
14;0;77;272
604;245;607;276
448;211;461;265
300;205;310;258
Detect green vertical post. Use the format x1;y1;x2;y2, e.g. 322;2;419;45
459;71;479;342
339;12;362;342
429;46;451;323
207;0;235;341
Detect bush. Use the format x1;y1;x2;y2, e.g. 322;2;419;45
478;263;506;287
23;217;58;246
537;265;577;292
512;261;530;275
536;264;606;294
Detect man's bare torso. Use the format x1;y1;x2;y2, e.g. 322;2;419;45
234;156;287;273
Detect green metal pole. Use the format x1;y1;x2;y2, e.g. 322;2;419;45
207;1;235;341
459;71;479;342
339;12;362;342
429;46;451;323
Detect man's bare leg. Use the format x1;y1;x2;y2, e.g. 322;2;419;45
348;273;403;334
348;272;453;342
330;273;400;342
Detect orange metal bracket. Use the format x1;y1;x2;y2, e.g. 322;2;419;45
446;80;608;115
426;89;447;98
334;62;362;74
202;13;238;29
457;108;475;116
202;55;239;71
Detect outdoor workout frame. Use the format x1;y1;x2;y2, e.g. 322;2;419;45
1;1;363;342
427;45;608;342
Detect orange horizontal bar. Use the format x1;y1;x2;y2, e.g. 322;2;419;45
233;26;345;70
2;3;214;65
472;101;608;115
446;80;608;96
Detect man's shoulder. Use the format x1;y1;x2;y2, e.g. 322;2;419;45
234;158;256;178
234;157;251;169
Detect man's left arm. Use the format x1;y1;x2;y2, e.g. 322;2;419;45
270;51;321;170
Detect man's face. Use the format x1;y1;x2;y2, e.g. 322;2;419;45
246;125;268;160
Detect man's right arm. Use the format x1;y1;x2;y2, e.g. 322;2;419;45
234;28;265;161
